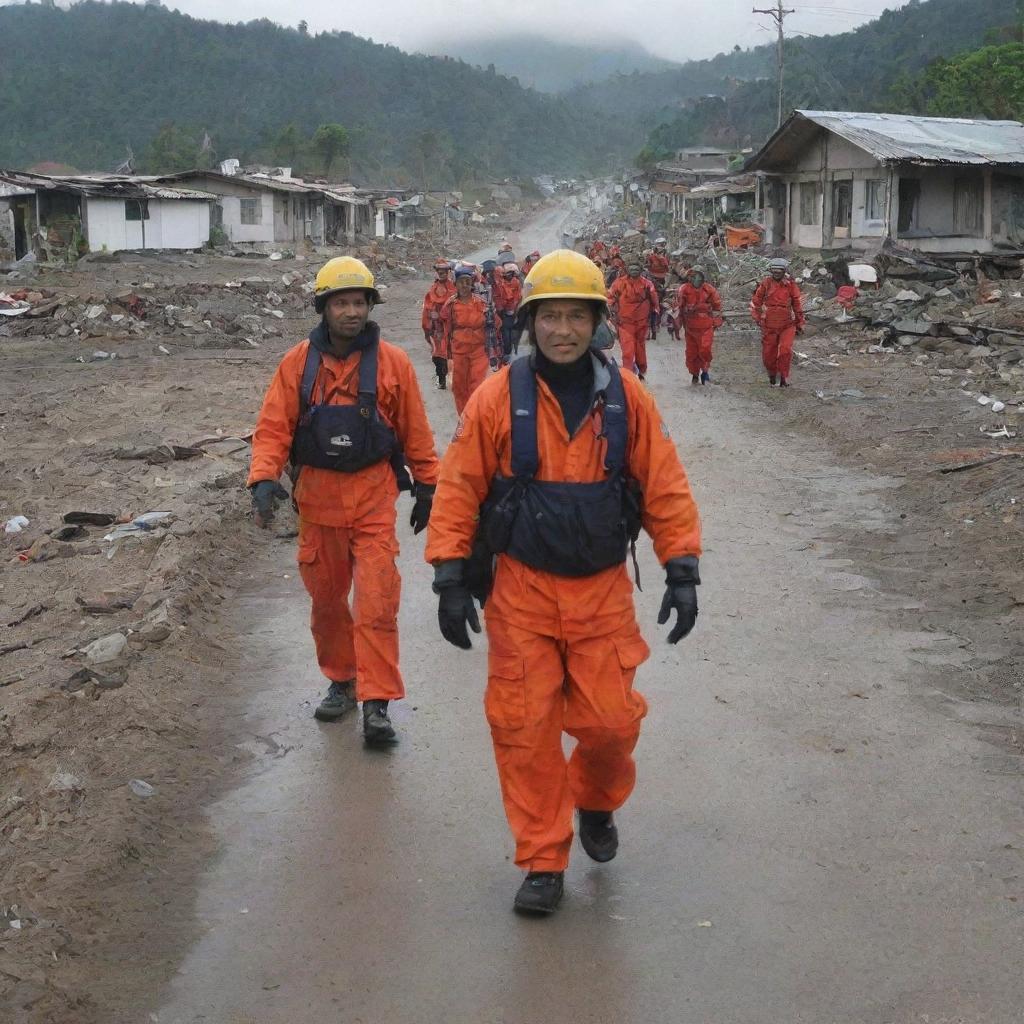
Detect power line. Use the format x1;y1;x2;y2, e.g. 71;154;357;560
752;0;796;128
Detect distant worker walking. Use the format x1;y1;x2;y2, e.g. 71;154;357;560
247;257;439;744
750;257;805;388
677;265;722;386
426;250;702;916
422;258;456;390
442;266;491;414
608;262;660;379
493;262;523;361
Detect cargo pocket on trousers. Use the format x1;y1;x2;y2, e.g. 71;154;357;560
612;631;650;723
485;651;527;734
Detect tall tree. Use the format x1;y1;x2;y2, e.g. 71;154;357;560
312;123;349;177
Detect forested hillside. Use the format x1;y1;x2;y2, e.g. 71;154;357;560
612;0;1021;162
0;1;630;182
422;34;677;93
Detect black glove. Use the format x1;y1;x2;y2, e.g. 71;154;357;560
658;555;700;644
409;482;435;535
250;480;289;528
433;560;481;650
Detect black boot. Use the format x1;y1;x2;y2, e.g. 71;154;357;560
778;377;790;388
691;374;700;385
513;872;564;915
768;375;777;387
362;699;397;745
314;680;357;722
578;810;619;862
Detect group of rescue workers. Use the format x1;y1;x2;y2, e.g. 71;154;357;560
246;240;805;916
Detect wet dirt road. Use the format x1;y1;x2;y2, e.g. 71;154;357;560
154;210;1022;1024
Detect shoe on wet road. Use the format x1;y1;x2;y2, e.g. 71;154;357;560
362;699;397;745
513;872;564;915
578;809;619;862
313;680;357;722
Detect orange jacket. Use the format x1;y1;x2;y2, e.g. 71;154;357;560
492;275;522;315
422;279;456;334
441;294;488;355
750;276;805;330
677;282;722;328
608;275;659;324
248;331;440;527
425;360;701;569
646;252;670;280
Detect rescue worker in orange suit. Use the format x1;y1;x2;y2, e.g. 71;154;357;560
248;257;440;745
425;250;702;915
608;262;659;379
441;266;490;414
522;250;541;276
493;262;523;361
646;239;671;327
422;258;456;390
750;257;805;388
677;265;723;386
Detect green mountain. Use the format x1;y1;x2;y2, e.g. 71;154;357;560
608;0;1022;160
420;34;678;93
0;1;629;183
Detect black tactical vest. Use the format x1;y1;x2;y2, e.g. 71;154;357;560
290;327;411;490
481;354;639;578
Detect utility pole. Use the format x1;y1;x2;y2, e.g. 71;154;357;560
753;0;795;129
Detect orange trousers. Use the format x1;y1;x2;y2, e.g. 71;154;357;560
484;558;649;872
451;346;489;415
761;324;797;379
296;514;404;702
684;325;715;376
617;320;649;375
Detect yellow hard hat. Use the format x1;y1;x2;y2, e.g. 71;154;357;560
313;256;383;312
519;249;607;312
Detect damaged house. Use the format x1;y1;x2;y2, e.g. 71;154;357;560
0;170;214;259
746;110;1024;253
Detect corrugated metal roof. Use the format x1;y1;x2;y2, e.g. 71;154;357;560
748;111;1024;170
689;173;762;197
0;170;215;201
800;110;1024;164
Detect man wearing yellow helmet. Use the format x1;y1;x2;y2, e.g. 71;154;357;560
247;256;440;745
425;250;703;915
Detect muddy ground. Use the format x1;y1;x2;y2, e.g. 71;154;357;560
2;213;1022;1021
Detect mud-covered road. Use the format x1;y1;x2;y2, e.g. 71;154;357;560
146;209;1023;1024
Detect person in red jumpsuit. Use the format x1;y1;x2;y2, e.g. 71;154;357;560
676;265;722;386
522;250;541;276
608;263;659;379
646;240;670;327
441;266;490;413
422;258;456;390
750;258;805;388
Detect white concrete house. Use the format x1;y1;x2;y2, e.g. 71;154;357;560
746;110;1024;253
0;171;214;257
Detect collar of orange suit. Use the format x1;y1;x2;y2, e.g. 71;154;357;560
309;318;380;360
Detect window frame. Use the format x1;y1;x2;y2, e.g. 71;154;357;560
239;196;261;226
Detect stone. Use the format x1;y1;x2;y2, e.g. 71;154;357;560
82;632;128;665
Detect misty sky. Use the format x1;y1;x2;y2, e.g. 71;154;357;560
28;0;912;63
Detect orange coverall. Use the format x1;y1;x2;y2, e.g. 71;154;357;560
426;365;702;872
422;279;456;359
677;281;722;377
441;293;489;414
608;275;659;375
646;251;670;282
750;276;805;380
248;334;440;701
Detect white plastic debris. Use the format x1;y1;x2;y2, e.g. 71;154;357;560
103;511;173;541
991;401;1006;413
158;345;171;355
48;771;84;792
848;264;878;285
4;515;29;534
128;779;156;798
